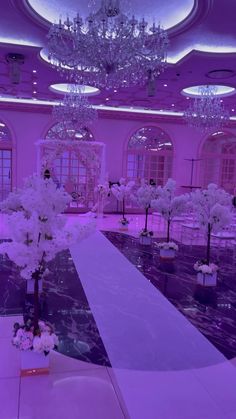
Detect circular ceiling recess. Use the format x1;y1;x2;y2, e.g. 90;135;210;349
181;85;236;97
26;0;195;30
49;83;100;96
206;69;236;79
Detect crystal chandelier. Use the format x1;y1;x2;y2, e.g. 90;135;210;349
47;0;169;90
52;85;97;139
184;85;229;132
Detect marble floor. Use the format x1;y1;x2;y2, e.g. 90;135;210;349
0;213;236;419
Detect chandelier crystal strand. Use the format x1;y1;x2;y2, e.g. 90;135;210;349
184;85;229;132
52;84;98;139
47;0;169;89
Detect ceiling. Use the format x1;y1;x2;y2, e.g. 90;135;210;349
0;0;236;116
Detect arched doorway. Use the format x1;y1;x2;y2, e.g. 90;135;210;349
44;123;97;211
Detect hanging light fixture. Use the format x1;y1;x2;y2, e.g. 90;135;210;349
184;85;229;132
52;85;97;139
47;0;168;90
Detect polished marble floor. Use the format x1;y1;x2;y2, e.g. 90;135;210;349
1;213;236;418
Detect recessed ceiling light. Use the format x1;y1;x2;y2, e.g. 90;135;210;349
114;89;117;93
171;103;175;106
220;99;223;102
164;84;167;87
33;91;37;94
33;81;37;85
182;85;235;97
186;96;190;100
49;83;100;96
232;108;235;112
33;70;37;73
105;97;109;100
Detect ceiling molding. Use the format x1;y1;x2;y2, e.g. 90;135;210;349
20;0;209;40
168;0;213;39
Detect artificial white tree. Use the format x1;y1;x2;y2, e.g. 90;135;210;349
111;177;135;224
0;175;94;333
151;178;188;243
134;181;157;234
191;183;232;265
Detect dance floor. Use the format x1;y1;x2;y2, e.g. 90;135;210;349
0;214;236;418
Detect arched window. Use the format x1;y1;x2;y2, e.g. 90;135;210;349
201;131;236;194
45;123;94;142
126;126;173;185
44;123;95;211
0;120;12;201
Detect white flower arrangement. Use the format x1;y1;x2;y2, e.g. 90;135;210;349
112;178;135;224
194;260;219;274
12;320;59;355
94;182;110;198
0;174;95;335
191;184;232;234
119;218;129;226
191;183;232;265
156;241;179;251
111;178;135;202
140;229;153;237
133;180;157;233
151;179;188;243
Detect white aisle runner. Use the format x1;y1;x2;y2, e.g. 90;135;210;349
70;232;236;419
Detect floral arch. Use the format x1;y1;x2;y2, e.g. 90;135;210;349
125;126;173;186
38;123;105;212
0;119;12;201
200;131;236;194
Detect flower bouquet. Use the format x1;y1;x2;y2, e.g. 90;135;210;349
13;319;58;376
156;241;179;259
119;217;129;230
139;229;153;245
194;259;218;286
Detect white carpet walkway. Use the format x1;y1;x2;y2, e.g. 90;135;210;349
70;231;236;419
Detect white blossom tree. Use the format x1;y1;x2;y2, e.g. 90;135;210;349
0;175;94;333
151;179;188;242
134;181;157;233
111;177;135;222
191;183;232;264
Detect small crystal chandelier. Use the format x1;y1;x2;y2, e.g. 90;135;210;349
52;85;97;139
47;0;169;90
184;85;229;132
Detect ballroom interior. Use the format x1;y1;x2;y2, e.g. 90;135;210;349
1;1;236;419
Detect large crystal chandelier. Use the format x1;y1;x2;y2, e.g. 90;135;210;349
52;85;97;139
47;0;169;90
184;85;229;132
